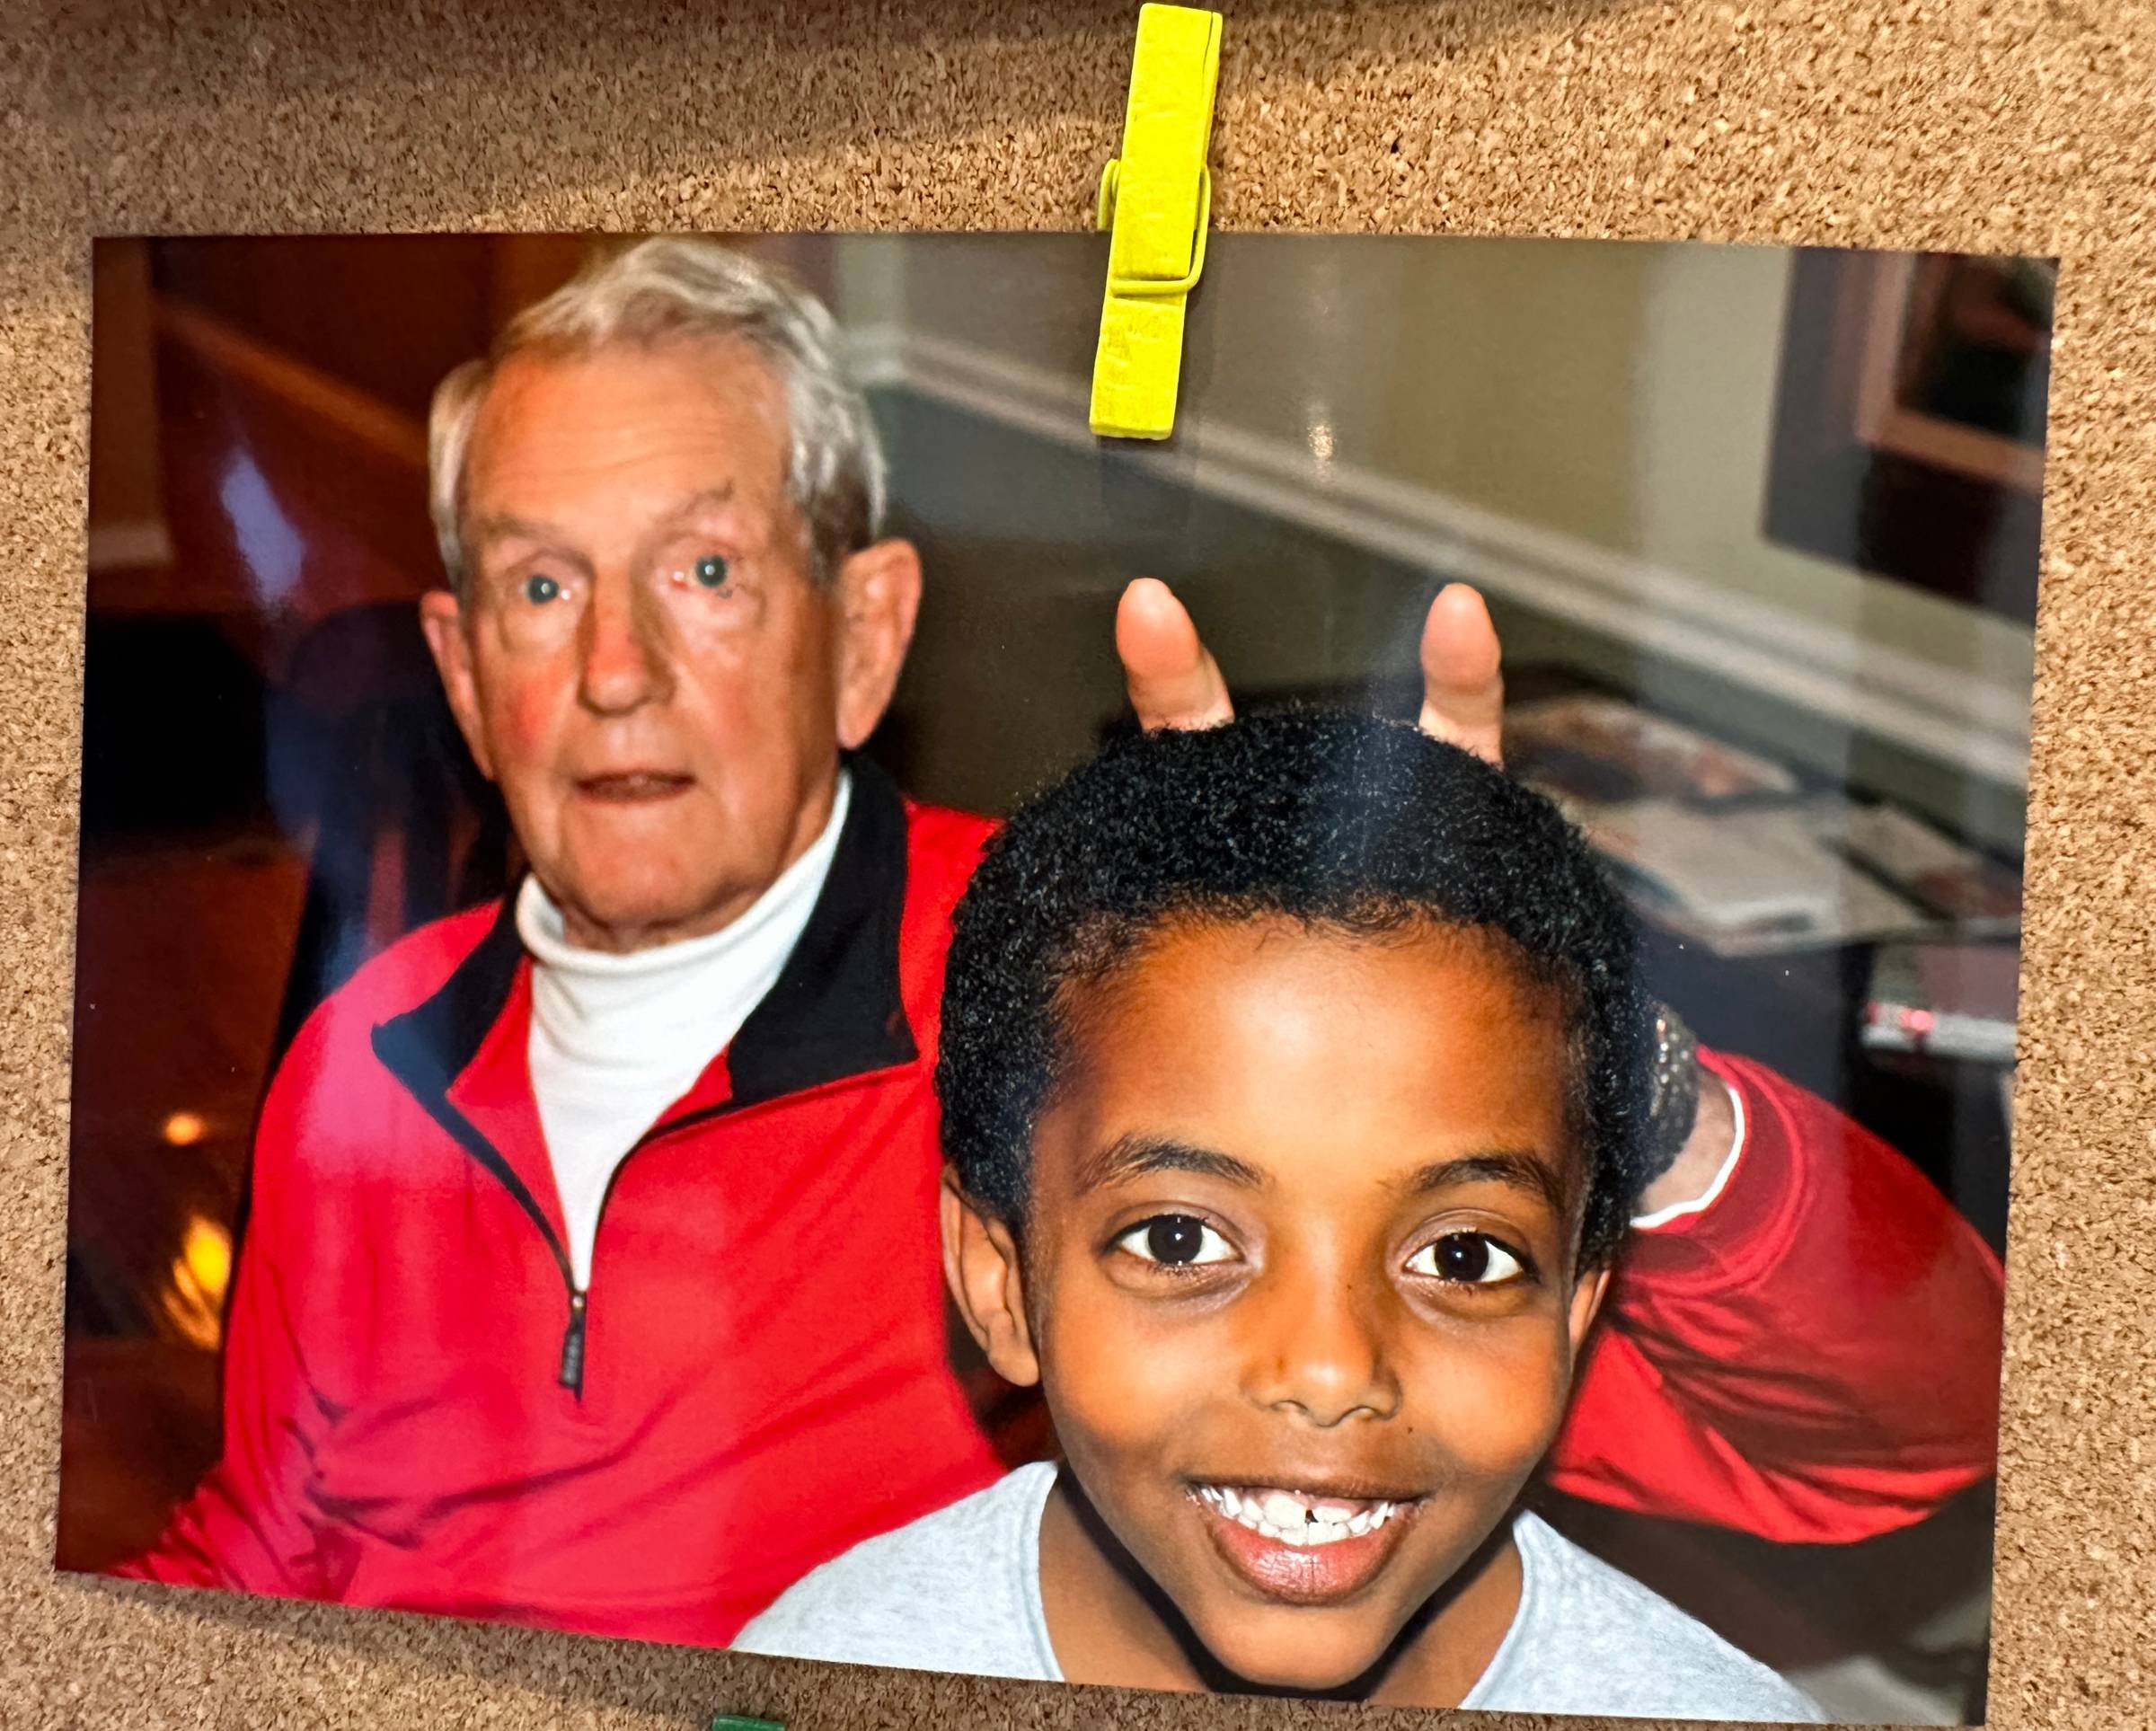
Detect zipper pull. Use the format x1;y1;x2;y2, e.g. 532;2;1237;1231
559;1290;588;1394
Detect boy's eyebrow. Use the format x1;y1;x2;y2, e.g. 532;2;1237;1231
1401;1151;1570;1215
1074;1132;1268;1196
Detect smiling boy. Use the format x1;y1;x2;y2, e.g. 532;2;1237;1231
736;709;1824;1719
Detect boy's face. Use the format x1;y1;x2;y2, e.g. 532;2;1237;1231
948;916;1608;1693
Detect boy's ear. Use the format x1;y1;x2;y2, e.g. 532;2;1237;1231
940;1166;1040;1388
1565;1262;1613;1363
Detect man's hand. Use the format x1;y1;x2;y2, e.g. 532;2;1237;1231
1115;577;1233;732
1636;1070;1740;1222
1116;577;1507;768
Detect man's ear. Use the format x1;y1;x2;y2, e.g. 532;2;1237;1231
940;1165;1040;1389
830;538;922;751
418;589;498;782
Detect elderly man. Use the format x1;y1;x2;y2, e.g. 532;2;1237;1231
121;239;2002;1644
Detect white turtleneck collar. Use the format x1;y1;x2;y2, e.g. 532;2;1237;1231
517;769;851;1287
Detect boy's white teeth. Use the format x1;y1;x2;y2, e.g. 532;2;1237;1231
1197;1484;1402;1547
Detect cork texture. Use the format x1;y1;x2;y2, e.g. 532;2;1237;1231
6;1;2152;1726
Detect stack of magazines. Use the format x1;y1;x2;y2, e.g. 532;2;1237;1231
1502;693;2022;958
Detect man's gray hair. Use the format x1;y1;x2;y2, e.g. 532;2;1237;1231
428;237;886;595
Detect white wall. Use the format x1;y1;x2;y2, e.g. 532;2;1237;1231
1626;243;2033;703
830;231;2035;755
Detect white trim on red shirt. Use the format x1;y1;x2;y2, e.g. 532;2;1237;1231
1630;1072;1746;1232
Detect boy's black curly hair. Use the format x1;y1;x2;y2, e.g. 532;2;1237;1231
936;706;1658;1267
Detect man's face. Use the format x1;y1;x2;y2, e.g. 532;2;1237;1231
964;916;1604;1692
420;337;917;953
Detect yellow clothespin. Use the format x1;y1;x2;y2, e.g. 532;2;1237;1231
1090;4;1223;440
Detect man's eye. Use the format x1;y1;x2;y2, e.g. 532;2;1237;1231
521;572;563;605
1114;1214;1235;1268
687;553;732;591
1406;1232;1528;1285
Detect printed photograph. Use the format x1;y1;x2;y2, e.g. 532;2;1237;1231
66;228;2041;1722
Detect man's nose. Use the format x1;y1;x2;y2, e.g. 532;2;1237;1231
577;575;673;714
1242;1260;1402;1428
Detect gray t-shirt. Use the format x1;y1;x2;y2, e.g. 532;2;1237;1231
737;1463;1824;1721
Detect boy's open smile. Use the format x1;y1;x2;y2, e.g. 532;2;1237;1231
1189;1479;1425;1603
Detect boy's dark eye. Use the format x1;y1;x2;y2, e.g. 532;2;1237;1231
1113;1214;1235;1268
691;553;731;590
1406;1232;1528;1285
522;571;563;605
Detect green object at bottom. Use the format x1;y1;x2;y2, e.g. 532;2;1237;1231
711;1718;783;1731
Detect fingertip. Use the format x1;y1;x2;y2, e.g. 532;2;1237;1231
1432;581;1490;623
1117;576;1201;668
1116;577;1163;638
1118;576;1181;624
1424;581;1502;681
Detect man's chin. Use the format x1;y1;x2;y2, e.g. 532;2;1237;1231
549;880;754;953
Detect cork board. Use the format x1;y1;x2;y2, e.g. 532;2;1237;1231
6;3;2152;1728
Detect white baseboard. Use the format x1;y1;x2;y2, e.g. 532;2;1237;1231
846;324;2031;790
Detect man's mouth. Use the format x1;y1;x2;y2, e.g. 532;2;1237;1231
1189;1481;1424;1604
576;772;694;802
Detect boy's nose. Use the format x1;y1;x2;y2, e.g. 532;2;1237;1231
578;576;673;713
1242;1267;1402;1428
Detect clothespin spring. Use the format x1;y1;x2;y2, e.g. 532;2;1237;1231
1096;161;1213;298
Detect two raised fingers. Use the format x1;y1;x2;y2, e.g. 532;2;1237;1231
1117;576;1505;768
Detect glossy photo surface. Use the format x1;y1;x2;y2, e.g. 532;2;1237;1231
66;232;2044;1724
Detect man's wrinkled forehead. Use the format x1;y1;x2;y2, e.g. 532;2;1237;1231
461;337;792;539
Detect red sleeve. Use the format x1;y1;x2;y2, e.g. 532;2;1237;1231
109;1034;337;1594
1546;1049;2005;1543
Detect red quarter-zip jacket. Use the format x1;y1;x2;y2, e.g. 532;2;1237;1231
118;761;2003;1641
120;764;1003;1639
